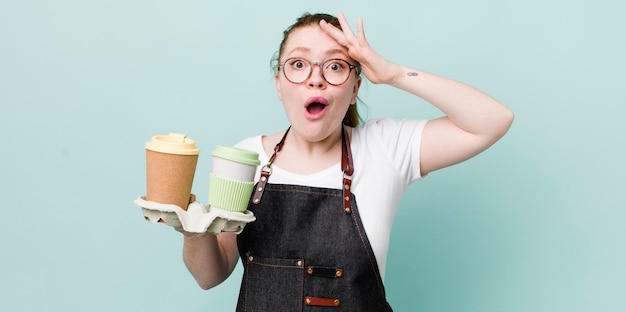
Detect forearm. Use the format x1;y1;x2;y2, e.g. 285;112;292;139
388;64;514;138
181;232;237;290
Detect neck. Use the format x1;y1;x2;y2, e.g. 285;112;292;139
271;126;344;175
287;126;343;157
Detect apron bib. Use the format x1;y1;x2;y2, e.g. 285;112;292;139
236;127;392;311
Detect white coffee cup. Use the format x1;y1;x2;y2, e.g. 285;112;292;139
208;145;260;212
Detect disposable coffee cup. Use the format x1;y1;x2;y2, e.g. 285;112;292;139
208;145;260;212
145;133;200;211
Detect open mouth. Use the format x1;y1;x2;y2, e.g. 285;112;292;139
306;101;328;114
304;97;329;118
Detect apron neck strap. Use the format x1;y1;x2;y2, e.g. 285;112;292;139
341;126;354;177
341;127;354;214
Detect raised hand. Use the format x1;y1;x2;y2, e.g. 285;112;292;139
319;12;397;85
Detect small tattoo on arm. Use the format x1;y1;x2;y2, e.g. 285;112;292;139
407;72;419;77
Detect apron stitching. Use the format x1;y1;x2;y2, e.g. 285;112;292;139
266;188;343;197
249;263;304;269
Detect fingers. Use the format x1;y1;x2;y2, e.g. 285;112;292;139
321;13;369;51
319;19;345;45
319;13;374;68
319;13;358;47
338;13;369;46
337;12;356;40
356;17;367;44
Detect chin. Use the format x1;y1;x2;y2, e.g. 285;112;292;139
297;122;340;141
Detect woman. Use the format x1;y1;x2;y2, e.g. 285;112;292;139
180;12;513;311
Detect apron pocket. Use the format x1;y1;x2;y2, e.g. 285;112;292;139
242;252;304;311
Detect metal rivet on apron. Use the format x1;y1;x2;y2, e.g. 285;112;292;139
334;299;341;306
335;270;343;278
253;198;260;204
307;267;313;275
344;184;349;190
305;298;311;304
344;196;349;201
344;207;352;214
297;260;303;267
257;186;263;192
248;255;253;262
261;176;266;182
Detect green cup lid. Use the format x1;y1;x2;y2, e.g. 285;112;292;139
211;145;260;166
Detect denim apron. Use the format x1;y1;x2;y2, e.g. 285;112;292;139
236;127;393;311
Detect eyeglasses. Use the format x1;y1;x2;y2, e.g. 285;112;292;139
278;58;359;86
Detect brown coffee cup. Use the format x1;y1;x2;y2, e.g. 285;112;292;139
145;133;200;210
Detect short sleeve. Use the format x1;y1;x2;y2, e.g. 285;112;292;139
357;118;428;184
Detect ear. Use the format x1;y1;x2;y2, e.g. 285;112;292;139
350;76;362;105
275;73;283;101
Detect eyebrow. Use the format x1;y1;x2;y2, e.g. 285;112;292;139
286;47;348;58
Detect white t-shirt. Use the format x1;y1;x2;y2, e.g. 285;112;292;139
235;118;427;280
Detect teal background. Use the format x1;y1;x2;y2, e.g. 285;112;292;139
1;0;624;311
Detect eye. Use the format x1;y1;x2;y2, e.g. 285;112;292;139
289;58;307;70
325;60;346;72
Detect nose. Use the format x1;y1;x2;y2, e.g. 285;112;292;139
307;64;326;88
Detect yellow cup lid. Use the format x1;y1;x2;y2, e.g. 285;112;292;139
145;133;200;155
